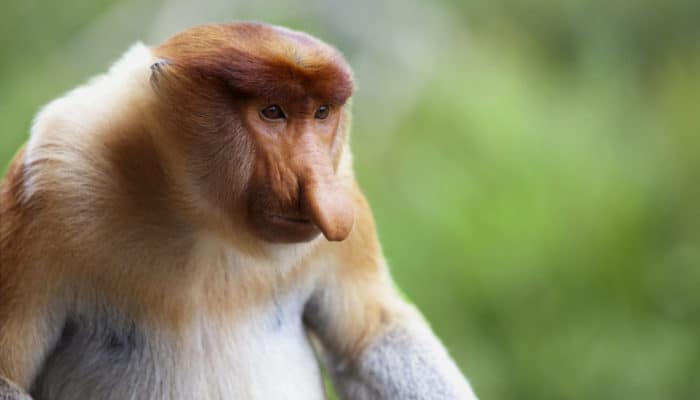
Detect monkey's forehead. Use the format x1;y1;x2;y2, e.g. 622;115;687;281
153;22;354;104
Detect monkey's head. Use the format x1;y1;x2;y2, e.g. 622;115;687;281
150;22;355;244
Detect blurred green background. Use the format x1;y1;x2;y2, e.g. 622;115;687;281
2;0;699;399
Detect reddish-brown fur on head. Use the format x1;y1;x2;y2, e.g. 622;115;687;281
154;22;353;104
150;22;355;243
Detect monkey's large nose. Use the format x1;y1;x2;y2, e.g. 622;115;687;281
300;161;354;242
303;179;354;241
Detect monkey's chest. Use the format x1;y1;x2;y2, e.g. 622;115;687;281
31;301;326;400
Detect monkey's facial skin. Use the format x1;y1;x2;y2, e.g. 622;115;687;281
241;100;354;244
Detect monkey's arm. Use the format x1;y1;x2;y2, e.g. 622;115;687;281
305;185;478;400
0;295;57;400
0;149;63;399
0;378;32;400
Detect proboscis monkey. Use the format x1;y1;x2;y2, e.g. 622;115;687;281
0;22;478;400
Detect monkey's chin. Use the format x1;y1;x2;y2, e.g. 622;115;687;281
251;214;321;244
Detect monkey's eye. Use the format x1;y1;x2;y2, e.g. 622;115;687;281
315;105;331;120
260;105;286;120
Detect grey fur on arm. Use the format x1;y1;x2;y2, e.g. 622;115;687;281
326;310;478;400
0;376;31;400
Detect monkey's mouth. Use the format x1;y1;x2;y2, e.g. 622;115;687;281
255;212;320;243
249;206;320;243
268;214;313;225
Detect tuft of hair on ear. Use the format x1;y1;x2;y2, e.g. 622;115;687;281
149;58;171;86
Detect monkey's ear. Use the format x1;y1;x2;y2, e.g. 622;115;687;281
150;58;171;72
149;58;171;85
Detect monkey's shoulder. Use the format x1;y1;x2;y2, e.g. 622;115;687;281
1;146;36;263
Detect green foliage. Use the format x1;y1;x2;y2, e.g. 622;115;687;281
1;1;698;399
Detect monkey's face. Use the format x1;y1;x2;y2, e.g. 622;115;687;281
151;22;356;244
240;100;353;244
